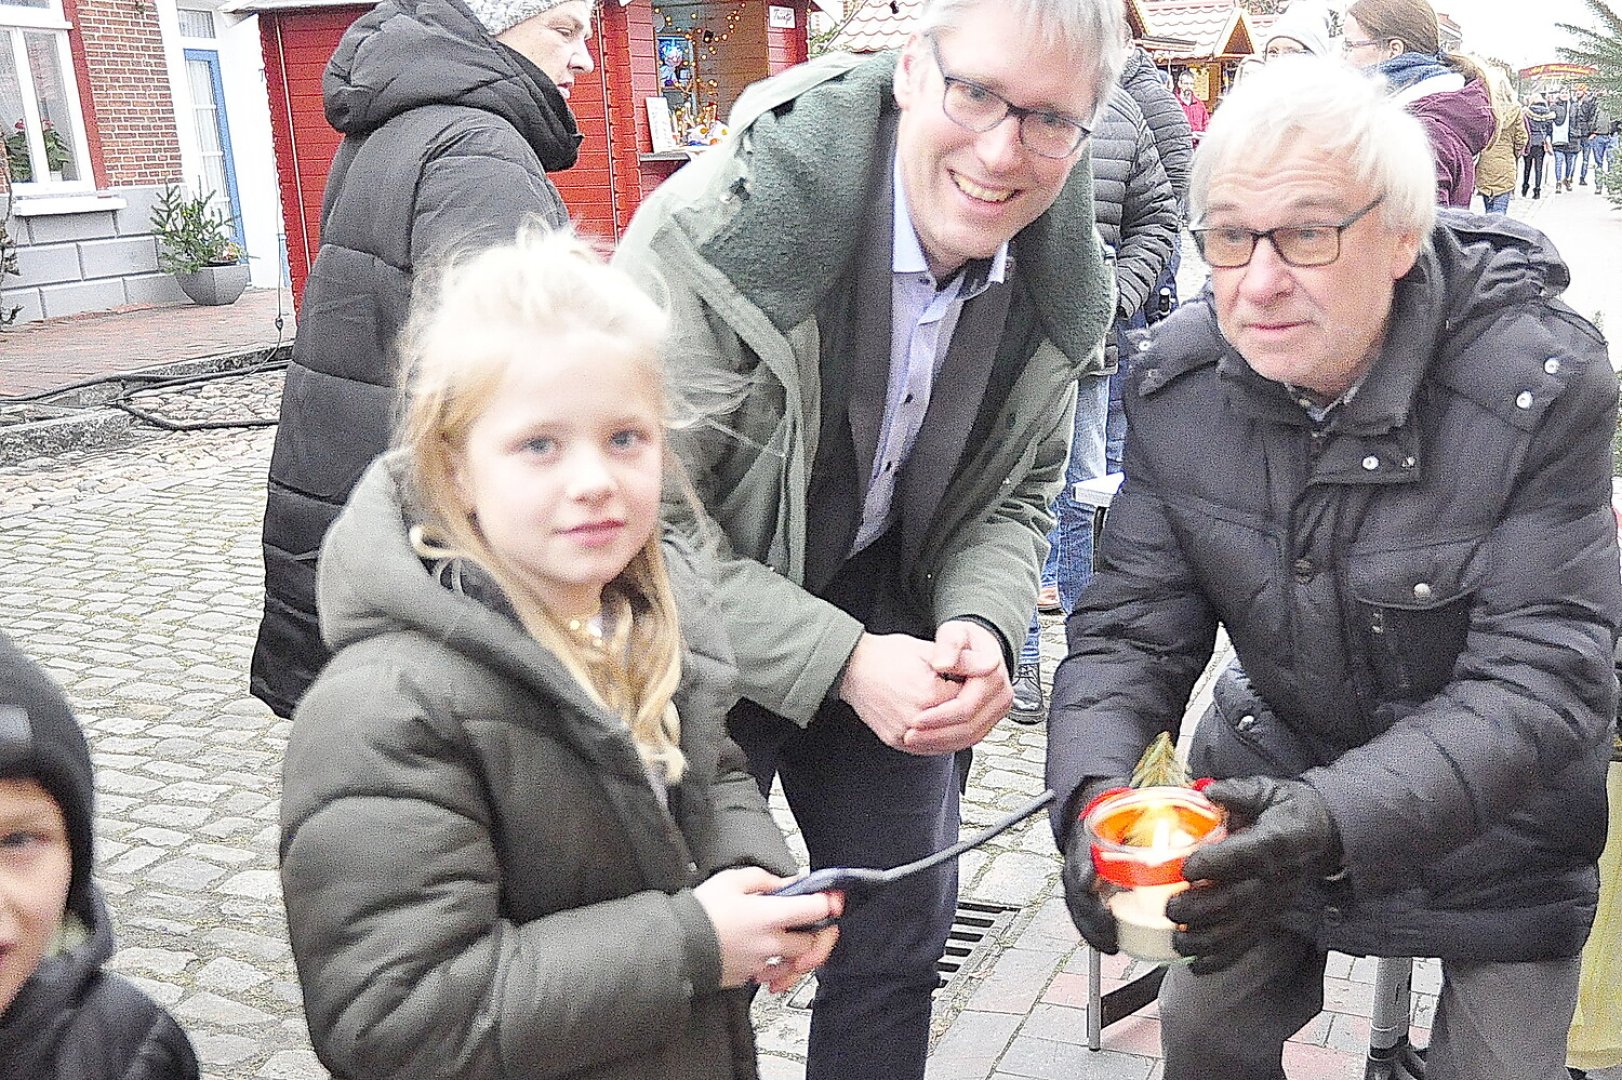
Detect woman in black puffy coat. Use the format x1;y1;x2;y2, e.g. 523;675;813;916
251;0;590;718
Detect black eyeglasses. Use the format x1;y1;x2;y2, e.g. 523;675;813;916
1190;196;1385;268
927;37;1091;160
1340;37;1386;51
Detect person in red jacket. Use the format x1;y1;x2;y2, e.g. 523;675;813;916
1176;69;1209;145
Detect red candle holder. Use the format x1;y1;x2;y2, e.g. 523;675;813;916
1082;785;1227;961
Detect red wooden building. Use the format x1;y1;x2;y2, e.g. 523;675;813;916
234;0;824;302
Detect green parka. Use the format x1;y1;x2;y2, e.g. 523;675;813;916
1476;99;1527;198
615;52;1116;724
280;454;796;1080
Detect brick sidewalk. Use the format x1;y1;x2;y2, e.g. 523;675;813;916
0;287;294;397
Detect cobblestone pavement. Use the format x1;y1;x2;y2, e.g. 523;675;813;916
0;287;294;398
0;413;320;1079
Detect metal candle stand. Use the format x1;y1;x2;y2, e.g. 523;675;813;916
1366;958;1427;1078
1073;470;1165;1051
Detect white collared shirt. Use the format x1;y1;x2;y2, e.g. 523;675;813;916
852;154;1011;554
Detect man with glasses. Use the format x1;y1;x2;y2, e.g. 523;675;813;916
616;2;1124;1076
1049;58;1618;1079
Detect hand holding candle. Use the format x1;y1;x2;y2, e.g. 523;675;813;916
1061;817;1121;954
1167;776;1342;974
1081;785;1228;962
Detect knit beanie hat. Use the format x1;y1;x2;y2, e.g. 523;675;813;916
1264;1;1334;57
0;633;95;925
464;0;588;38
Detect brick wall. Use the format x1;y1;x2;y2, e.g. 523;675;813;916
70;0;183;186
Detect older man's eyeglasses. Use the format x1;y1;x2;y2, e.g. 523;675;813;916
928;37;1091;159
1190;197;1385;268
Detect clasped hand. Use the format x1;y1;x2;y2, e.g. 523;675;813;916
837;621;1012;755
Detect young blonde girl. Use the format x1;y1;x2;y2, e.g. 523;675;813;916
278;228;840;1080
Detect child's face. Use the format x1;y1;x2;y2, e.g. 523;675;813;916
453;333;665;618
0;777;72;1014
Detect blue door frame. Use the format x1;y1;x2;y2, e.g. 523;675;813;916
184;48;245;252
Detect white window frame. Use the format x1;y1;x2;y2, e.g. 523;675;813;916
2;0;95;194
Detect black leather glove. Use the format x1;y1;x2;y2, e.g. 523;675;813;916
1166;776;1341;975
1059;779;1129;954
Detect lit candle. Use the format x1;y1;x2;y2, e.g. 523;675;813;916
1108;882;1185;961
1083;785;1225;963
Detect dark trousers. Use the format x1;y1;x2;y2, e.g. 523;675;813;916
1523;146;1547;195
727;532;959;1080
1158;928;1582;1080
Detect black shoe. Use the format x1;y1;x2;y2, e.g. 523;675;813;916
1010;663;1045;724
1579;177;1588;185
1534;189;1542;198
1569;1068;1587;1079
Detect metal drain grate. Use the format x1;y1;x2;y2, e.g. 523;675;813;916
936;899;1019;991
783;898;1020;1009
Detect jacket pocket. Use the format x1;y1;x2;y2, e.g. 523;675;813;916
1188;662;1334;780
1346;537;1484;700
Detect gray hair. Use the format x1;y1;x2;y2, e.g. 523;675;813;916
914;0;1128;126
1189;56;1436;239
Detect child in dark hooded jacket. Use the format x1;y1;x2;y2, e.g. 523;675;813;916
0;630;198;1079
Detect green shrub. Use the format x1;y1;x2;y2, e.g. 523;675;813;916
149;185;240;274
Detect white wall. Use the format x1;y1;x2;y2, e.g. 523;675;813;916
156;0;286;289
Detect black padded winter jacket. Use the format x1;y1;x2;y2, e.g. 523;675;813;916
1090;86;1178;322
1048;213;1621;963
0;892;198;1079
250;0;579;717
1118;47;1192;206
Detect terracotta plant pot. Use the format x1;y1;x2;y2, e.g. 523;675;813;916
175;263;249;306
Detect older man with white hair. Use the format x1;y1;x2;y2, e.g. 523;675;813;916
1048;57;1619;1080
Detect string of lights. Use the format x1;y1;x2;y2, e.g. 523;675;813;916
656;1;748;99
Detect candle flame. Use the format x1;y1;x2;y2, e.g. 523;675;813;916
1121;803;1201;850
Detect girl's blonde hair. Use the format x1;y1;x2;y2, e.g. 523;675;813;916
395;226;688;783
1476;57;1518;119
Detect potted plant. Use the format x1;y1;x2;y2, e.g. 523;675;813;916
149;184;249;305
39;120;72;181
5;119;74;182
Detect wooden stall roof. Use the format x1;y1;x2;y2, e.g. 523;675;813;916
828;0;918;53
1141;0;1255;61
830;0;1171;54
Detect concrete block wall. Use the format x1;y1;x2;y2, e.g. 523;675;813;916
3;185;189;324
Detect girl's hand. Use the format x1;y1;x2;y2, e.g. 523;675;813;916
693;866;844;992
